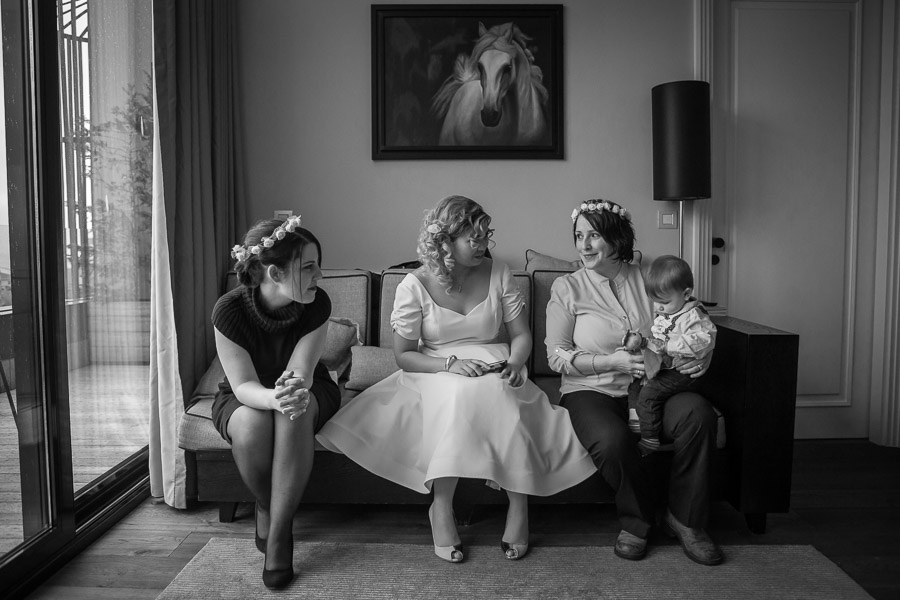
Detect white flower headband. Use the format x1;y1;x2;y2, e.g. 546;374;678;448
570;201;631;223
425;223;442;235
231;214;303;263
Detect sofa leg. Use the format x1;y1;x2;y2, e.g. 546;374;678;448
219;502;239;523
745;512;767;534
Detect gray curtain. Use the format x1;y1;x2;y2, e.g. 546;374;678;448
153;0;246;405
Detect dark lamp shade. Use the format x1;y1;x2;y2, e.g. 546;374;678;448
652;80;711;201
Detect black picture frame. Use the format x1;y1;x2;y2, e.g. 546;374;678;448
372;4;564;160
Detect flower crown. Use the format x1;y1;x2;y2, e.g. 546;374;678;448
570;200;630;223
231;214;303;263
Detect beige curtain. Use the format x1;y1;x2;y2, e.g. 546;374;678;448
148;68;186;507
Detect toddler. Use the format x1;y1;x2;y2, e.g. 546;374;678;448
624;255;716;456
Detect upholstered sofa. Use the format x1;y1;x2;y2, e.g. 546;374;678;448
178;256;799;534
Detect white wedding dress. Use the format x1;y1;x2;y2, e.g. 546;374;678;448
316;261;596;495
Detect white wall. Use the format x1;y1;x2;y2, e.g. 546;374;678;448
235;0;695;271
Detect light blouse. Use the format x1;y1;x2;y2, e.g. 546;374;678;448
545;262;653;397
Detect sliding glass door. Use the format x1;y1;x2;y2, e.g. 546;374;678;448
0;0;66;560
58;0;152;498
1;0;152;595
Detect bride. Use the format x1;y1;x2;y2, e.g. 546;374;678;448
316;195;595;563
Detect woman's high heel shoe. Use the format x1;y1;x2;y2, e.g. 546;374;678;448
428;504;464;563
262;565;294;589
254;503;266;554
262;533;295;589
501;540;530;560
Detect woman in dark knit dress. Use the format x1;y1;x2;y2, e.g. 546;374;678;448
211;216;341;589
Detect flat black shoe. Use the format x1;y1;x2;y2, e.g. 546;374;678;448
254;503;266;554
262;566;294;589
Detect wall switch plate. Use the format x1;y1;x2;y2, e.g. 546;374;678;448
274;210;293;220
658;210;678;229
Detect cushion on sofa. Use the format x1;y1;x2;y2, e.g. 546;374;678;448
321;317;361;377
192;355;226;401
345;345;399;392
179;396;230;451
526;249;643;272
525;249;581;273
317;270;374;345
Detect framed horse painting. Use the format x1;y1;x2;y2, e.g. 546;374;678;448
372;4;564;160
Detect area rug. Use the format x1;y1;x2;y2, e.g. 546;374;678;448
155;538;873;600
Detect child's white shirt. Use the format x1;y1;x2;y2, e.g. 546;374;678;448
649;299;716;359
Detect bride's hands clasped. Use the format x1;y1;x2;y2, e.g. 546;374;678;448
273;369;309;420
446;357;524;386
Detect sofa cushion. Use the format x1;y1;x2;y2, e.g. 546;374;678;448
345;345;399;392
192;356;226;401
525;249;581;273
526;249;643;273
318;270;374;345
179;396;231;451
321;317;361;377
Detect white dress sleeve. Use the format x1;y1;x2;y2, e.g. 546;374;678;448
390;276;423;341
499;263;525;323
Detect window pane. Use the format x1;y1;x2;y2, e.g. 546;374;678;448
59;0;152;493
1;0;53;554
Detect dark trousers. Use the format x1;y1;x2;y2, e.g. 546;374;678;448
629;369;698;440
560;390;717;538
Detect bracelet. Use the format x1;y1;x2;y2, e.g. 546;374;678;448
445;355;457;371
591;354;598;376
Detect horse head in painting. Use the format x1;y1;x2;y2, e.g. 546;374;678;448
432;22;549;146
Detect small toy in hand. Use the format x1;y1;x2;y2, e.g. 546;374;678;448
621;330;646;353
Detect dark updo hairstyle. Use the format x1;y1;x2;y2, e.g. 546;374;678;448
644;255;694;299
233;218;322;287
572;199;636;263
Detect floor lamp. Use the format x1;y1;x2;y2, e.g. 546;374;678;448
651;80;711;259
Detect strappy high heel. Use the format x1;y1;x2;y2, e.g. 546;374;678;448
502;494;529;560
428;504;464;563
501;539;529;560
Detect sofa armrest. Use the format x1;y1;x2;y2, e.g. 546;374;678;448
698;316;799;516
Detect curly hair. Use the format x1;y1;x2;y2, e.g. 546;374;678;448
233;218;322;287
417;195;492;293
572;199;636;263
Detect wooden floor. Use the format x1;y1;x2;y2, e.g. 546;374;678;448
17;439;900;599
0;365;148;554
